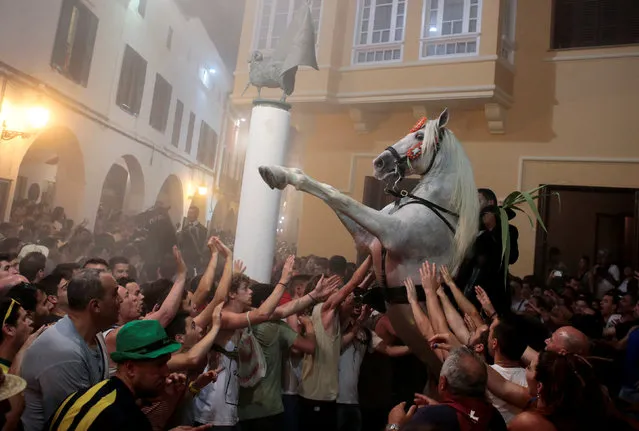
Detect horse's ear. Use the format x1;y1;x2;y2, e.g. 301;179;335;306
437;108;450;129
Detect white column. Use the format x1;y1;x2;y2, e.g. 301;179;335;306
234;101;291;282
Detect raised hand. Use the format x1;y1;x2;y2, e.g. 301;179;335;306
312;274;341;301
428;333;461;352
212;302;224;328
419;261;439;292
165;373;187;396
403;278;418;304
173;246;187;276
387;402;416;428
213;237;231;258
207;236;217;253
464;313;477;333
233;259;246;275
440;265;454;286
357;305;372;325
474;285;496;317
192;366;223;391
280;255;296;285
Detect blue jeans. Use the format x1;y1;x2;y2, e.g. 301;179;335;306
337;403;361;431
282;395;299;431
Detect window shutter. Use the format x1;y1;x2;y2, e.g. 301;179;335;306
69;6;98;87
51;0;75;70
132;53;147;115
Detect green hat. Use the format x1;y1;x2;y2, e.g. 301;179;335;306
110;320;181;363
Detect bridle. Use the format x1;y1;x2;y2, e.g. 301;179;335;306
383;117;443;192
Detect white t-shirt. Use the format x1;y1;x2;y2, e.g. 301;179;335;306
336;329;382;405
193;339;239;426
596;265;621;299
487;364;528;424
606;314;622;329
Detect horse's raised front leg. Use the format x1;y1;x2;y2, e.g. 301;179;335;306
259;165;401;249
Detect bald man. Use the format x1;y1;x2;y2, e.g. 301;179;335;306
521;325;590;366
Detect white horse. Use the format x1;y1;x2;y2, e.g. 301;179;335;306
259;109;479;370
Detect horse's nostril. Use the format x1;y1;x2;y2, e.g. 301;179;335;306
374;159;384;168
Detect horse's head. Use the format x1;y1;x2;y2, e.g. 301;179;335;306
373;108;449;185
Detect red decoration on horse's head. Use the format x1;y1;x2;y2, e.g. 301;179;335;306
410;117;428;133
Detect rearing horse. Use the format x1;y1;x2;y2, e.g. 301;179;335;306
259;109;479;370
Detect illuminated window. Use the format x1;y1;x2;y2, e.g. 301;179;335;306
353;0;406;64
420;0;482;59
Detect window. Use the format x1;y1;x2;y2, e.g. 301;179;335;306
171;100;184;148
420;0;481;59
552;0;639;50
167;26;173;50
185;112;196;154
138;0;147;17
149;74;172;132
51;0;99;87
256;0;322;51
499;0;516;64
197;121;218;170
353;0;406;64
116;45;147;116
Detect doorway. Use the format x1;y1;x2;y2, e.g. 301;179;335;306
533;185;639;280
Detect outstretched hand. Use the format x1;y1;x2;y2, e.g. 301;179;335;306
233;259;246;275
173;246;187;276
192;366;224;391
428;333;462;352
213;237;232;257
403;278;418;304
387;401;416;427
440;265;454;286
475;285;496;317
419;261;439;292
279;255;296;285
313;274;341;302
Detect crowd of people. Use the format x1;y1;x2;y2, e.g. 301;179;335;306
0;194;636;431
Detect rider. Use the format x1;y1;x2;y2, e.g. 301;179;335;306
456;188;519;315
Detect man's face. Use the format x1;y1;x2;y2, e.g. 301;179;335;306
35;289;53;319
232;284;253;310
181;316;203;349
96;274;122;329
13;307;33;348
619;294;636;315
574;300;589;314
85;263;108;272
57;279;69;309
130;355;170;399
181;291;198;317
487;319;498;357
112;264;129;279
0;260;18;280
600;295;616;316
119;282;144;322
187;207;198;222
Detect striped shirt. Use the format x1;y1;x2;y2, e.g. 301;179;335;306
48;377;151;431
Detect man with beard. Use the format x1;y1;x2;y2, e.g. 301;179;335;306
48;319;209;431
457;188;519;314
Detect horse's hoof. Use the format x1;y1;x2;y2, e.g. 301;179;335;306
258;166;286;190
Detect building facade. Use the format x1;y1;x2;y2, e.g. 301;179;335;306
0;0;240;229
232;0;639;276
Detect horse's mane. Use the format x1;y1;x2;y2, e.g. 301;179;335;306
422;120;479;273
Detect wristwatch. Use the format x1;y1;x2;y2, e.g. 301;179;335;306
386;425;400;431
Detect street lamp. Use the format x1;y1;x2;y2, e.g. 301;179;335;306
0;79;50;141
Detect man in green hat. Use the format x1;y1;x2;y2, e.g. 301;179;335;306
48;319;211;431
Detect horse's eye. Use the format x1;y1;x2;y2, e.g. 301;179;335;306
415;132;424;141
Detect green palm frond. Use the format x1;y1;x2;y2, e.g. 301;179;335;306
497;186;560;285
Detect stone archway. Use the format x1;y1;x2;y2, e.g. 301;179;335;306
97;154;146;221
13;126;85;222
155;174;184;227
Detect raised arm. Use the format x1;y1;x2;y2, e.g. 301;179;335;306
191;237;219;310
405;277;444;362
421;262;449;336
145;247;187;327
486;363;530;409
220;256;295;330
436;286;470;344
272;274;341;320
169;303;223;371
441;265;483;328
194;239;233;330
322;256;372;312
